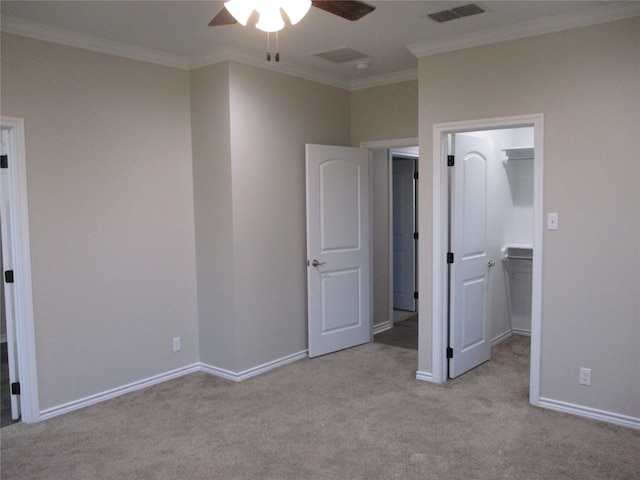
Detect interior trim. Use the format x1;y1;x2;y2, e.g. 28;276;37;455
199;350;308;383
350;69;418;91
408;3;640;58
39;364;200;421
5;3;637;91
188;46;351;90
373;321;392;335
0;15;190;70
538;397;640;431
429;113;544;411
1;116;39;423
39;349;310;421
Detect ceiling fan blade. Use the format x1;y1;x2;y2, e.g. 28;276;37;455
311;1;376;21
208;7;238;27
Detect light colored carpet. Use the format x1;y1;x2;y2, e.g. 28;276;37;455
1;337;639;479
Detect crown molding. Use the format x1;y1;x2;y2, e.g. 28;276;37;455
408;2;640;58
189;47;351;90
0;14;352;89
350;69;418;91
0;15;190;69
6;2;635;92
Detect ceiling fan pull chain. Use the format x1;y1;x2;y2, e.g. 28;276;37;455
275;31;280;62
266;32;271;61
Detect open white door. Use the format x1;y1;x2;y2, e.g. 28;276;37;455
1;128;20;420
449;134;493;378
306;144;371;358
393;156;417;312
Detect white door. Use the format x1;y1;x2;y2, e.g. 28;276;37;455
449;134;493;378
306;144;371;358
1;128;20;419
393;157;417;311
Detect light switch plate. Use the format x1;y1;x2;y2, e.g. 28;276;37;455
547;213;559;230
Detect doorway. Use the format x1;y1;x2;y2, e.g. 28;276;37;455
306;139;419;358
448;128;533;378
381;151;419;350
360;138;419;349
392;154;418;314
431;114;543;406
1;221;18;426
0;117;39;424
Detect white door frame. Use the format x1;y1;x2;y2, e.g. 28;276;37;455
391;153;418;313
1;117;40;422
361;138;419;329
431;114;543;406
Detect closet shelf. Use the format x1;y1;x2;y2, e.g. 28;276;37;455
503;147;534;164
501;246;533;260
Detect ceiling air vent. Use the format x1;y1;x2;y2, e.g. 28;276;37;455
427;3;485;23
312;47;368;64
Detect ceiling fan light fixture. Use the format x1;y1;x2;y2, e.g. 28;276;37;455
224;0;311;32
255;6;285;32
280;0;312;25
224;0;254;26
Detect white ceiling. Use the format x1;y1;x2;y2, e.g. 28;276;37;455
1;1;638;88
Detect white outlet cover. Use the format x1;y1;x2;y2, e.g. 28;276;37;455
579;367;591;385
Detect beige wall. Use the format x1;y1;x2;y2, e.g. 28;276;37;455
417;18;640;418
229;63;350;371
351;81;419;328
350;80;418;146
192;61;351;373
1;34;199;411
371;150;391;327
190;62;237;371
7;16;636;424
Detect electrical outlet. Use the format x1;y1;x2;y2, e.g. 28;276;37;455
172;337;181;352
579;367;591;386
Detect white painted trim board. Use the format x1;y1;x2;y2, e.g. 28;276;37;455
427;113;544;412
39;350;308;421
0;116;40;423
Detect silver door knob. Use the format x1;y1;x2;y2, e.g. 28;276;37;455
487;260;496;268
311;259;325;267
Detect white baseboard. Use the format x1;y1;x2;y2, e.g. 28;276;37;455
491;328;533;347
40;350;309;421
512;328;531;337
373;321;392;335
39;364;200;421
415;370;434;382
491;330;513;346
538;397;640;430
199;349;308;382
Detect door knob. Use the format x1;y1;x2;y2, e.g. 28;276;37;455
487;260;496;268
311;259;325;267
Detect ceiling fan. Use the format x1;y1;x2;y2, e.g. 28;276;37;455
208;1;376;28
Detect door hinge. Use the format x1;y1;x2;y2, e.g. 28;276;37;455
413;291;419;299
4;270;14;283
413;232;419;240
447;252;454;264
11;382;20;395
0;155;8;169
413;171;419;180
447;347;454;359
447;155;455;167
